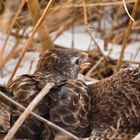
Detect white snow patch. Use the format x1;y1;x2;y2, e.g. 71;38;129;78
0;26;139;84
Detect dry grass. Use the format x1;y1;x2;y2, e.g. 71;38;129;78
0;0;139;75
0;0;139;139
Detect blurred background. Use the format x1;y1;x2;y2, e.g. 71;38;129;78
0;0;139;84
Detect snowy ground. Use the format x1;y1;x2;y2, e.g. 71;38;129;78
54;26;140;61
0;25;139;84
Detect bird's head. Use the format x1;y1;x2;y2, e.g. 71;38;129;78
35;48;90;78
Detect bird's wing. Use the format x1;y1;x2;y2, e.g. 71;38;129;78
9;74;41;103
88;68;140;135
8;74;52;139
9;74;52;116
0;84;11;133
48;79;91;137
11;109;44;140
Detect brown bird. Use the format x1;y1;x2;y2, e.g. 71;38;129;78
0;48;91;139
1;48;139;140
86;67;140;140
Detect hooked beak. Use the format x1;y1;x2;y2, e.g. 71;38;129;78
80;52;91;69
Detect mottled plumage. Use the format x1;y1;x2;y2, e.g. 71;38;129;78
0;48;90;139
0;85;11;133
87;67;140;139
48;79;91;137
83;127;136;140
1;47;139;140
0;102;11;133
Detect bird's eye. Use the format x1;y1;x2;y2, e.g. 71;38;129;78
75;59;80;65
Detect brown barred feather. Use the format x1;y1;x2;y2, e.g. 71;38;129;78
48;79;91;137
0;48;139;140
83;128;136;140
88;67;140;139
0;48;89;139
0;102;11;133
0;85;12;133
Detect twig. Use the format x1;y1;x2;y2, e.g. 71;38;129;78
122;0;134;21
66;0;135;8
0;86;79;140
28;60;34;73
71;23;75;49
3;83;54;140
0;31;21;70
27;0;54;50
133;133;140;140
133;47;140;60
82;0;88;24
7;0;54;85
116;0;139;71
104;4;122;49
82;0;107;59
1;0;25;54
85;57;104;77
85;26;107;59
122;59;140;65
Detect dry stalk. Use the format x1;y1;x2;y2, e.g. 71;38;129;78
66;0;135;8
82;0;106;59
3;83;55;140
133;133;140;140
122;59;140;65
133;47;140;59
27;0;54;50
0;28;28;72
10;31;29;39
1;0;25;54
0;36;21;70
122;0;134;21
85;26;107;59
0;89;79;140
85;56;104;77
104;4;123;47
116;0;139;71
7;0;54;85
53;19;76;41
28;60;34;73
82;0;88;24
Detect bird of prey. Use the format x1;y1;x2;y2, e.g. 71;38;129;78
55;67;139;140
86;67;140;140
0;48;91;139
1;47;139;140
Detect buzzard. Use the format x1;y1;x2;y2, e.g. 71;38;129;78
1;47;139;140
0;48;91;139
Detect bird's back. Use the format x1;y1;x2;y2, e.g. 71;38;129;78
48;79;91;138
88;68;140;136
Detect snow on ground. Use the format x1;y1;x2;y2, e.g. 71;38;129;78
54;27;140;61
0;25;140;84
